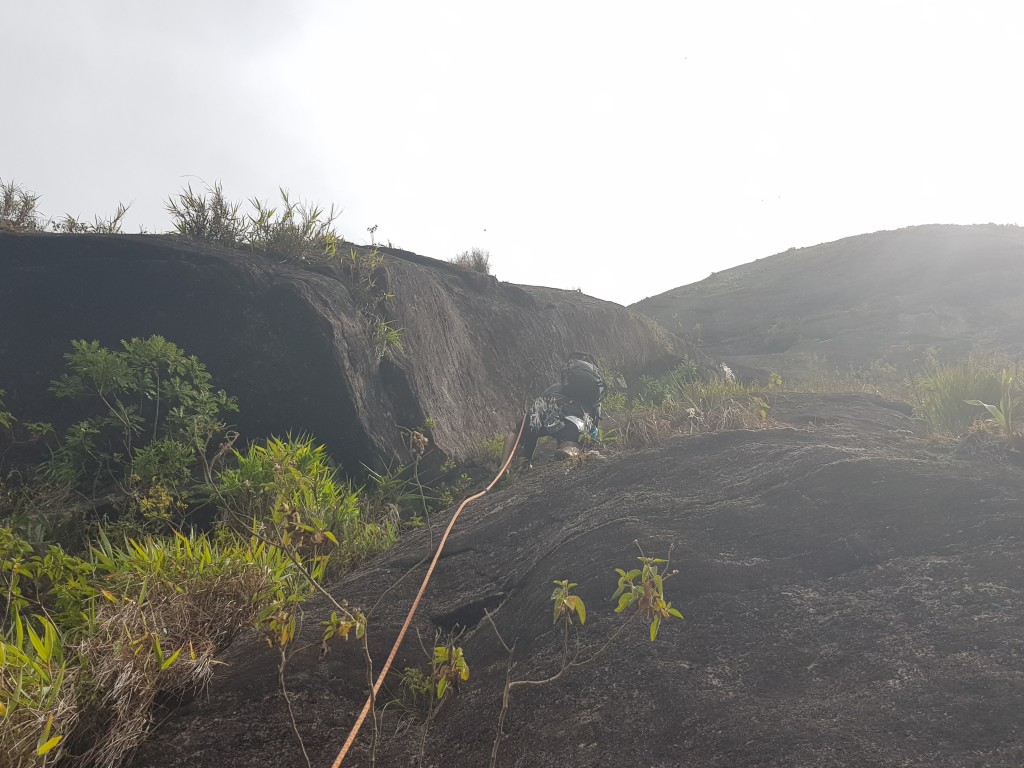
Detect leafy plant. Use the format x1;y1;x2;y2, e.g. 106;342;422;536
433;643;470;699
913;356;1006;435
487;544;684;767
613;550;683;641
46;336;238;520
965;368;1021;438
551;579;586;626
217;435;397;573
0;613;73;768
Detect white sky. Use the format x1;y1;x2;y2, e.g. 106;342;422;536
3;1;1022;305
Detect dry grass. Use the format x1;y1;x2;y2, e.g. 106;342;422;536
601;377;780;452
450;248;491;274
72;567;267;768
0;178;45;232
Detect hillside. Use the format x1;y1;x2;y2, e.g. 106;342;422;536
632;224;1024;380
0;232;699;472
130;394;1024;768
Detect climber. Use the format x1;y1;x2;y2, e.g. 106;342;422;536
501;353;606;466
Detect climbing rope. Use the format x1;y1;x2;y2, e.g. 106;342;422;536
330;417;526;768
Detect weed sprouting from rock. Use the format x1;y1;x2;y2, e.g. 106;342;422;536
0;178;45;232
450;247;492;274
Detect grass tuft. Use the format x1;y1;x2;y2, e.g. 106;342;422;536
450;247;491;274
0;179;45;232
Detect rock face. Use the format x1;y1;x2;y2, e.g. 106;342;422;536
131;394;1024;768
632;224;1024;380
0;232;693;471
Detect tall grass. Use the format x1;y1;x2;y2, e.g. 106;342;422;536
602;361;776;450
165;182;341;263
912;357;1011;435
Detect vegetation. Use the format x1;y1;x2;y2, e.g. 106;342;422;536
596;358;777;451
0;179;45;232
1;177;130;236
38;336;237;534
483;544;683;768
164;181;246;247
51;203;131;235
9;176;1024;765
0;339;409;768
450;247;492;274
964;368;1021;439
911;355;1011;436
165;182;341;263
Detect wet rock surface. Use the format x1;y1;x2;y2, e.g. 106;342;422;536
131;395;1024;767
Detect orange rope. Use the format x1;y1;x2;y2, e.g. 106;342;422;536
330;418;526;768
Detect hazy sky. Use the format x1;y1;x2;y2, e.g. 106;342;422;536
4;1;1022;304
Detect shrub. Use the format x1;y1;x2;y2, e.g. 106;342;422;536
450;247;491;274
45;336;238;523
216;435;397;570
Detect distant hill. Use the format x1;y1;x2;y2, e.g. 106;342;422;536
632;224;1024;380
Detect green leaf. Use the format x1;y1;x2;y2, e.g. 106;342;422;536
650;614;661;641
27;620;48;662
668;608;684;620
436;677;448;699
36;735;63;757
615;592;635;613
161;647;182;670
574;598;587;625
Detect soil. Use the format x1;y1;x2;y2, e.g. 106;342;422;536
129;394;1024;767
631;224;1024;381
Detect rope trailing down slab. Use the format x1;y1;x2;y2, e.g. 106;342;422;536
330;418;525;768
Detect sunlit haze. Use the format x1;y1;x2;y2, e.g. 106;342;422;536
3;1;1022;304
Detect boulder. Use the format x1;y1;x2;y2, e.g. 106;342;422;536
0;233;696;472
131;394;1024;767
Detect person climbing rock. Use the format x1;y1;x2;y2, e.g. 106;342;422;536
501;353;606;466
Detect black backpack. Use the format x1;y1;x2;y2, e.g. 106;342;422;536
560;355;605;409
